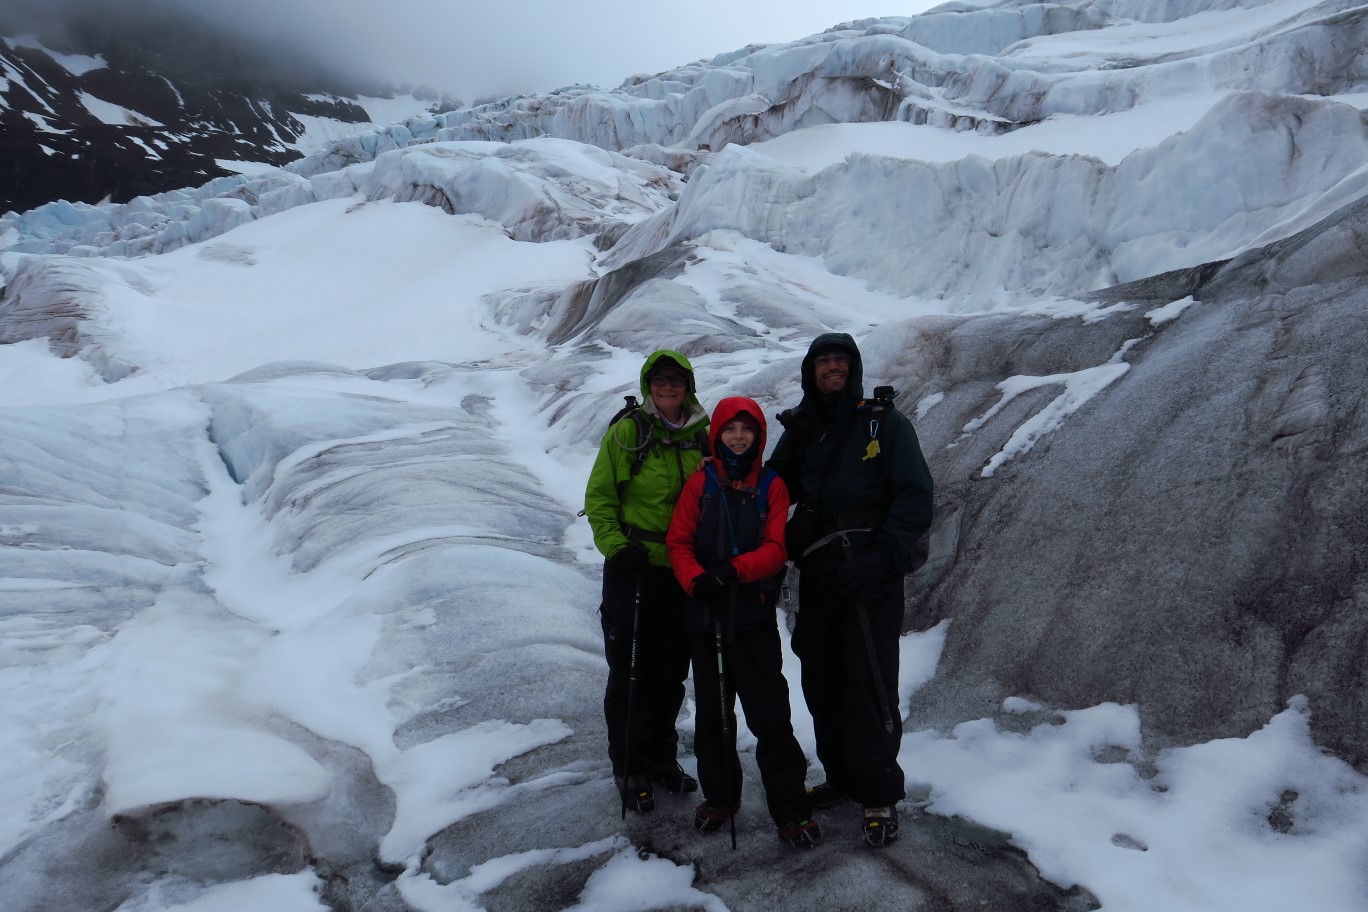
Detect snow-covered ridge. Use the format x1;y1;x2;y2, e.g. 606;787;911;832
304;0;1364;155
615;91;1368;303
26;84;1341;324
0;137;681;267
4;0;1364;283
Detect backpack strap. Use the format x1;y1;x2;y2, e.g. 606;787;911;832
756;468;777;522
856;399;932;573
706;470;770;500
651;424;708;453
856;401;894;494
626;409;653;477
704;465;777;516
623;410;709;477
693;427;712;458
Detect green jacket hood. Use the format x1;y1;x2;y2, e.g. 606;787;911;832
639;349;706;425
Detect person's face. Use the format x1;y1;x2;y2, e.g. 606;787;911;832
648;369;688;414
719;419;756;455
813;352;850;394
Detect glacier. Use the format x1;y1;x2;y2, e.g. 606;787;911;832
2;1;1367;910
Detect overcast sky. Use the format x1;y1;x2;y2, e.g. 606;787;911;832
203;0;945;101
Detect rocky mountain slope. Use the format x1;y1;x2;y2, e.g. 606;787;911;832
0;0;453;213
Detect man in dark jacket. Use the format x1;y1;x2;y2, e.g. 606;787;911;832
766;333;934;847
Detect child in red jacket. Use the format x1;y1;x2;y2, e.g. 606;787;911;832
666;396;821;849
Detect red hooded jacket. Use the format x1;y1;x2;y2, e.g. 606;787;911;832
667;396;791;595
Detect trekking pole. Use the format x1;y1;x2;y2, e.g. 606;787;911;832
708;464;738;848
714;609;737;850
855;598;899;737
622;574;643;820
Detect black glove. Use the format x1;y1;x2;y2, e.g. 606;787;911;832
608;546;650;576
691;563;737;604
835;551;892;604
776;406;815;442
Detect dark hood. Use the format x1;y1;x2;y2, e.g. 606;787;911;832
799;332;864;408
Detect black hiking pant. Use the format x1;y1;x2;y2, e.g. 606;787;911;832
600;561;690;778
792;564;906;808
688;622;812;826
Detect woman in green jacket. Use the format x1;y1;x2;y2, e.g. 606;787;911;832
584;350;710;812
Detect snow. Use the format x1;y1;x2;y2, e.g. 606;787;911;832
750;92;1230;169
78;91;165;128
1146;295;1198;326
902;697;1368;912
51;51;107;78
961;351;1133;478
112;872;328;912
100;592;336;814
1003;0;1328;60
21;110;66;135
397;837;731;912
126;137;161;160
5;35;108;76
560;848;733;912
121;198;591;386
282;94;442;157
915;391;945;420
214;158;279;175
354;94;441;128
3;0;1368;909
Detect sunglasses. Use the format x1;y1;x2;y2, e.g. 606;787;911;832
649;375;688;389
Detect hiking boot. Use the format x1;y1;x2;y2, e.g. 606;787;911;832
693;800;733;833
806;781;849;809
863;806;899;847
615;774;655;813
648;760;699;794
778;817;823;849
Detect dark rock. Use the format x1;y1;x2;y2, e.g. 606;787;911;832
904;196;1368;766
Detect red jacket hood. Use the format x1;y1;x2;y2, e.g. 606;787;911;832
710;396;767;466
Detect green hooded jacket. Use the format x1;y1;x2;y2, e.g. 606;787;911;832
584;350;710;567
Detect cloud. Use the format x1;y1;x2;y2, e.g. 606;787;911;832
182;0;767;99
216;0;943;100
4;0;939;102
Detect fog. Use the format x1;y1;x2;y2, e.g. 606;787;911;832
1;0;942;100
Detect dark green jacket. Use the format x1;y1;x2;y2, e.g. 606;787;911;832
583;350;710;567
767;333;934;572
